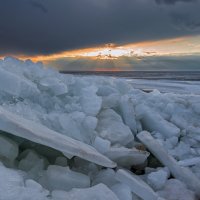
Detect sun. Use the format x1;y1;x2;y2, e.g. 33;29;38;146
81;47;134;59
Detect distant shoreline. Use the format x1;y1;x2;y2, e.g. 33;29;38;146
60;71;200;81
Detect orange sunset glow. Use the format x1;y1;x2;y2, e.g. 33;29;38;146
15;35;200;64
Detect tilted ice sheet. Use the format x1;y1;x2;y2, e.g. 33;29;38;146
0;106;116;168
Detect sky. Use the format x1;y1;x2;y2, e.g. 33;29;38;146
0;0;200;71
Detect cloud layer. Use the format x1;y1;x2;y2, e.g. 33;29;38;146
155;0;196;4
0;0;199;55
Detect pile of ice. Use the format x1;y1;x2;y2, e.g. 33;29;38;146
0;57;200;200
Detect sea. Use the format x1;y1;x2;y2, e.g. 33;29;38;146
61;71;200;81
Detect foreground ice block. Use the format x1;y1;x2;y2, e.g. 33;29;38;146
136;105;180;138
147;169;169;190
137;131;200;197
157;179;196;200
0;163;49;200
116;169;163;200
0;163;24;200
93;136;111;154
18;150;48;179
0;106;116;168
97;109;134;145
51;184;119;200
39;165;90;191
0;135;18;161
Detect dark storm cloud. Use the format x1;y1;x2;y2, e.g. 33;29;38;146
30;1;48;13
0;0;200;55
171;13;200;30
155;0;196;4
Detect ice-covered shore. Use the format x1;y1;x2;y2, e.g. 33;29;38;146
0;57;200;200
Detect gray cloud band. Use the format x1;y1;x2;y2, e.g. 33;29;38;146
0;0;199;55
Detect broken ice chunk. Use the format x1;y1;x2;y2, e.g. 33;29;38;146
191;102;200;115
39;77;68;96
136;105;180;138
97;85;118;96
0;163;49;200
93;136;111;154
25;179;49;197
58;113;84;141
105;147;149;167
72;157;99;176
178;157;200;167
58;112;97;144
39;165;90;191
83;116;98;131
114;79;132;94
0;163;24;200
102;93;120;109
80;86;102;116
147;168;169;190
97;109;134;145
51;184;119;200
164;136;178;149
170;141;191;160
116;169;161;200
92;169;118;187
157;179;196;200
119;95;137;134
18;149;48;180
18;150;48;172
111;183;132;200
0;134;18;161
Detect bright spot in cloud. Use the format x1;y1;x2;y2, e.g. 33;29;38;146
82;48;132;59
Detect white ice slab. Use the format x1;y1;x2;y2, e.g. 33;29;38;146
0;106;116;168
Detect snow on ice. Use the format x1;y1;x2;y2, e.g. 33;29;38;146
0;57;200;200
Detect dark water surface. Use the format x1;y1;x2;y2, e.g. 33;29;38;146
61;71;200;81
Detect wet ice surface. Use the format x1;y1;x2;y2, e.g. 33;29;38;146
0;57;200;200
